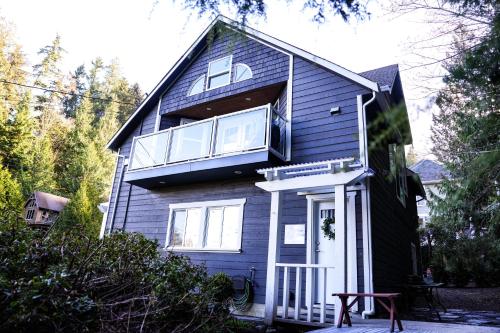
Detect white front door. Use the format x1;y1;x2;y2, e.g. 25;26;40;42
315;201;336;304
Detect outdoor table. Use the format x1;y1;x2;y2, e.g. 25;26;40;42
332;292;403;332
405;283;446;320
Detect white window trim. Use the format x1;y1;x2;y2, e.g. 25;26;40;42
187;74;206;97
233;63;253;83
206;55;233;91
165;198;246;252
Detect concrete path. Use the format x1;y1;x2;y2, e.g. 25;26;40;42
312;319;500;333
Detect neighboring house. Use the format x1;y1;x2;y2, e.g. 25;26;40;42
23;191;69;227
101;17;424;326
409;159;449;227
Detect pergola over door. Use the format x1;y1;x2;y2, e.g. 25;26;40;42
255;158;372;324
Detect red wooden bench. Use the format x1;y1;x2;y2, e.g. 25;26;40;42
332;292;403;332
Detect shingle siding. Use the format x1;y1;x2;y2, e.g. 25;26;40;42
291;57;369;163
159;32;289;116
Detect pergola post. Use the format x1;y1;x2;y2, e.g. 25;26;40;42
333;184;348;322
264;190;283;324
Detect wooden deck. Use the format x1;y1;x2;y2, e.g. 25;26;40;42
311;318;500;333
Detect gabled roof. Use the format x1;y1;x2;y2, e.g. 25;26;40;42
27;191;70;212
410;159;450;183
106;16;381;151
359;64;399;92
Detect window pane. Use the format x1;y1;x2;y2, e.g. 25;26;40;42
209;57;231;75
234;64;252;82
215;108;267;155
168;120;213;162
184;208;202;247
206;208;223;248
188;75;205;96
130;131;169;170
171;210;186;246
208;72;230;89
221;206;241;249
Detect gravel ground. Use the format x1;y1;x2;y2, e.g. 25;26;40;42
434;288;500;312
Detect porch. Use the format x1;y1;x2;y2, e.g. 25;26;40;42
255;158;375;326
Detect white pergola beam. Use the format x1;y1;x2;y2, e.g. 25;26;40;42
256;169;365;192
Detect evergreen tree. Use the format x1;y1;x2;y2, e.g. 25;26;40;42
57;177;101;237
62;64;87;118
21;134;58;196
428;1;499;285
0;92;34;175
59;97;95;194
0;161;22;222
32;35;66;135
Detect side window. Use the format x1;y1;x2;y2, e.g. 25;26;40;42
233;63;253;82
187;75;205;96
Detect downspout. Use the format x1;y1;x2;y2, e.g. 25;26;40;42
361;91;377;319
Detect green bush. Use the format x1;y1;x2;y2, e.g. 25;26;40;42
0;222;235;332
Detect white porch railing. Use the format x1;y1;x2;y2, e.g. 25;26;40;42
275;263;335;324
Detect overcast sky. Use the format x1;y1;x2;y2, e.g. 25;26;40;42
1;0;443;157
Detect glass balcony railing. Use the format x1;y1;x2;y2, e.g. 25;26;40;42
128;104;286;171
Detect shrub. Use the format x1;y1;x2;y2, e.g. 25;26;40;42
0;222;235;332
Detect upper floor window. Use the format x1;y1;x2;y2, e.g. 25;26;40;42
166;198;246;252
187;56;254;96
187;75;205;96
389;143;408;206
233;63;253;82
206;56;232;90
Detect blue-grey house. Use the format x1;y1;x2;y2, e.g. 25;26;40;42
101;17;424;326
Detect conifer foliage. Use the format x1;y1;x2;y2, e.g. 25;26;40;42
427;1;499;285
0;16;142;235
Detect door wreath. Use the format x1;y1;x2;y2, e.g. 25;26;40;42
321;217;335;240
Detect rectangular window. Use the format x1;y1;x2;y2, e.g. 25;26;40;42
206;56;232;90
166;198;246;252
389;143;408;206
26;209;35;220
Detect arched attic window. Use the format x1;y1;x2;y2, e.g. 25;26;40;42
187;75;205;96
233;63;253;83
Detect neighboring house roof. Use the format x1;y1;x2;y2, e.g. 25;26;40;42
406;168;426;198
359;64;399;92
106;15;383;151
409;159;450;183
29;191;70;212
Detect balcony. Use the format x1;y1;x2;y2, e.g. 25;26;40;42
124;104;286;188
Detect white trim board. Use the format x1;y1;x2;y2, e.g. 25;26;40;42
106;15;380;151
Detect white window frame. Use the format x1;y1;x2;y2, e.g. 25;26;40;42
206;55;233;91
187;74;206;96
165;198;246;253
233;63;253;83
